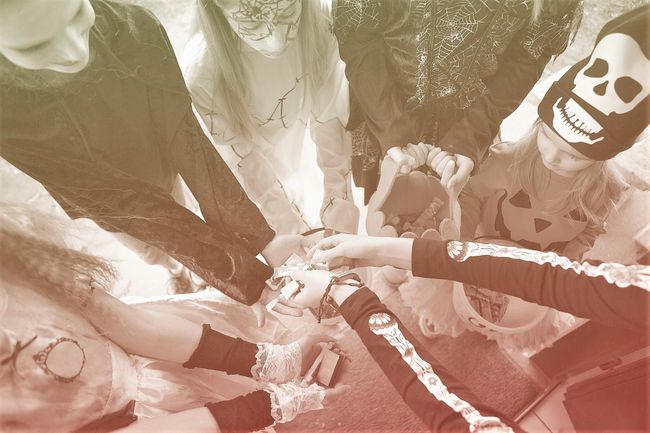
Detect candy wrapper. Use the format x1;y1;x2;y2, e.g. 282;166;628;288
265;254;346;321
266;254;346;319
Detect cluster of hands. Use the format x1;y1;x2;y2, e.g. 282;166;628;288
386;143;474;193
257;143;474;322
258;233;396;407
258;233;392;324
254;143;471;408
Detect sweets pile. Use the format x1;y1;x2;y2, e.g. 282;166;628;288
463;284;510;324
385;197;457;239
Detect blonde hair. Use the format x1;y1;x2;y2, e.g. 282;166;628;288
509;120;627;227
194;0;332;140
0;204;116;308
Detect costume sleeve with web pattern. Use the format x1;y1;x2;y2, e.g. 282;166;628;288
166;106;275;255
4;136;273;305
333;0;418;154
437;0;583;171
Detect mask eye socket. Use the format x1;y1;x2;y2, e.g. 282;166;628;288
584;58;608;78
614;76;642;103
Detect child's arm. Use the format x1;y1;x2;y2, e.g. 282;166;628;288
434;1;582;171
411;239;648;331
83;287;203;363
81;288;263;379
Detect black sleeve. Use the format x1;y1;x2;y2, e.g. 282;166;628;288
437;1;582;169
167;108;275;255
334;0;418;154
339;288;523;433
412;239;648;332
4;142;272;305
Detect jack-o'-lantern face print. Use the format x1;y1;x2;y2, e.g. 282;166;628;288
494;189;587;251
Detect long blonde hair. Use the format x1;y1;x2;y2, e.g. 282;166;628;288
509;120;627;227
0;204;116;309
194;0;333;140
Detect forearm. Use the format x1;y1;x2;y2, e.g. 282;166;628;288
114;407;219;433
169;107;275;255
84;289;202;364
438;1;580;167
312;118;351;198
337;288;520;432
411;239;648;331
23;150;272;304
374;237;414;270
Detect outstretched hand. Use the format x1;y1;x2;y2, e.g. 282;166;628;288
289;269;335;309
252;284;304;327
261;234;311;268
307;234;413;270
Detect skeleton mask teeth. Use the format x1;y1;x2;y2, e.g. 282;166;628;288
552;97;605;145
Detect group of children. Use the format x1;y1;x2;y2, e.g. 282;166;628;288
0;0;648;431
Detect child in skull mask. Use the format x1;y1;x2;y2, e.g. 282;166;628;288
461;4;649;260
410;5;648;346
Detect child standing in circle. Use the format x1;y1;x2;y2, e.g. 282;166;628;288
409;5;649;350
183;0;359;235
462;4;649;260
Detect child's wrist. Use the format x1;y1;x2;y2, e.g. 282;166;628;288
330;283;360;306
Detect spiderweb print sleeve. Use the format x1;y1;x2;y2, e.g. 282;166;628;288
333;0;383;45
520;0;583;59
411;1;526;110
2;123;273;304
167;108;276;255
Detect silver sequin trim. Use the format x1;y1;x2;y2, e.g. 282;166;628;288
446;241;650;291
369;313;513;433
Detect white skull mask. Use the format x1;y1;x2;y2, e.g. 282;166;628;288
573;33;650;116
551;32;650;146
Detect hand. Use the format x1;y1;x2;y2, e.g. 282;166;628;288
265;382;351;424
447;154;474;195
308;234;411;269
251;284;304;327
323;383;352;404
405;142;430;167
427;149;474;193
289;269;335;309
308;234;374;266
426;147;455;184
297;332;336;376
252;333;335;383
262;232;323;269
386;146;417;174
290;269;363;309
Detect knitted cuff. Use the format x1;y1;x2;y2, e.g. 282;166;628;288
206;390;275;433
183;324;257;377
